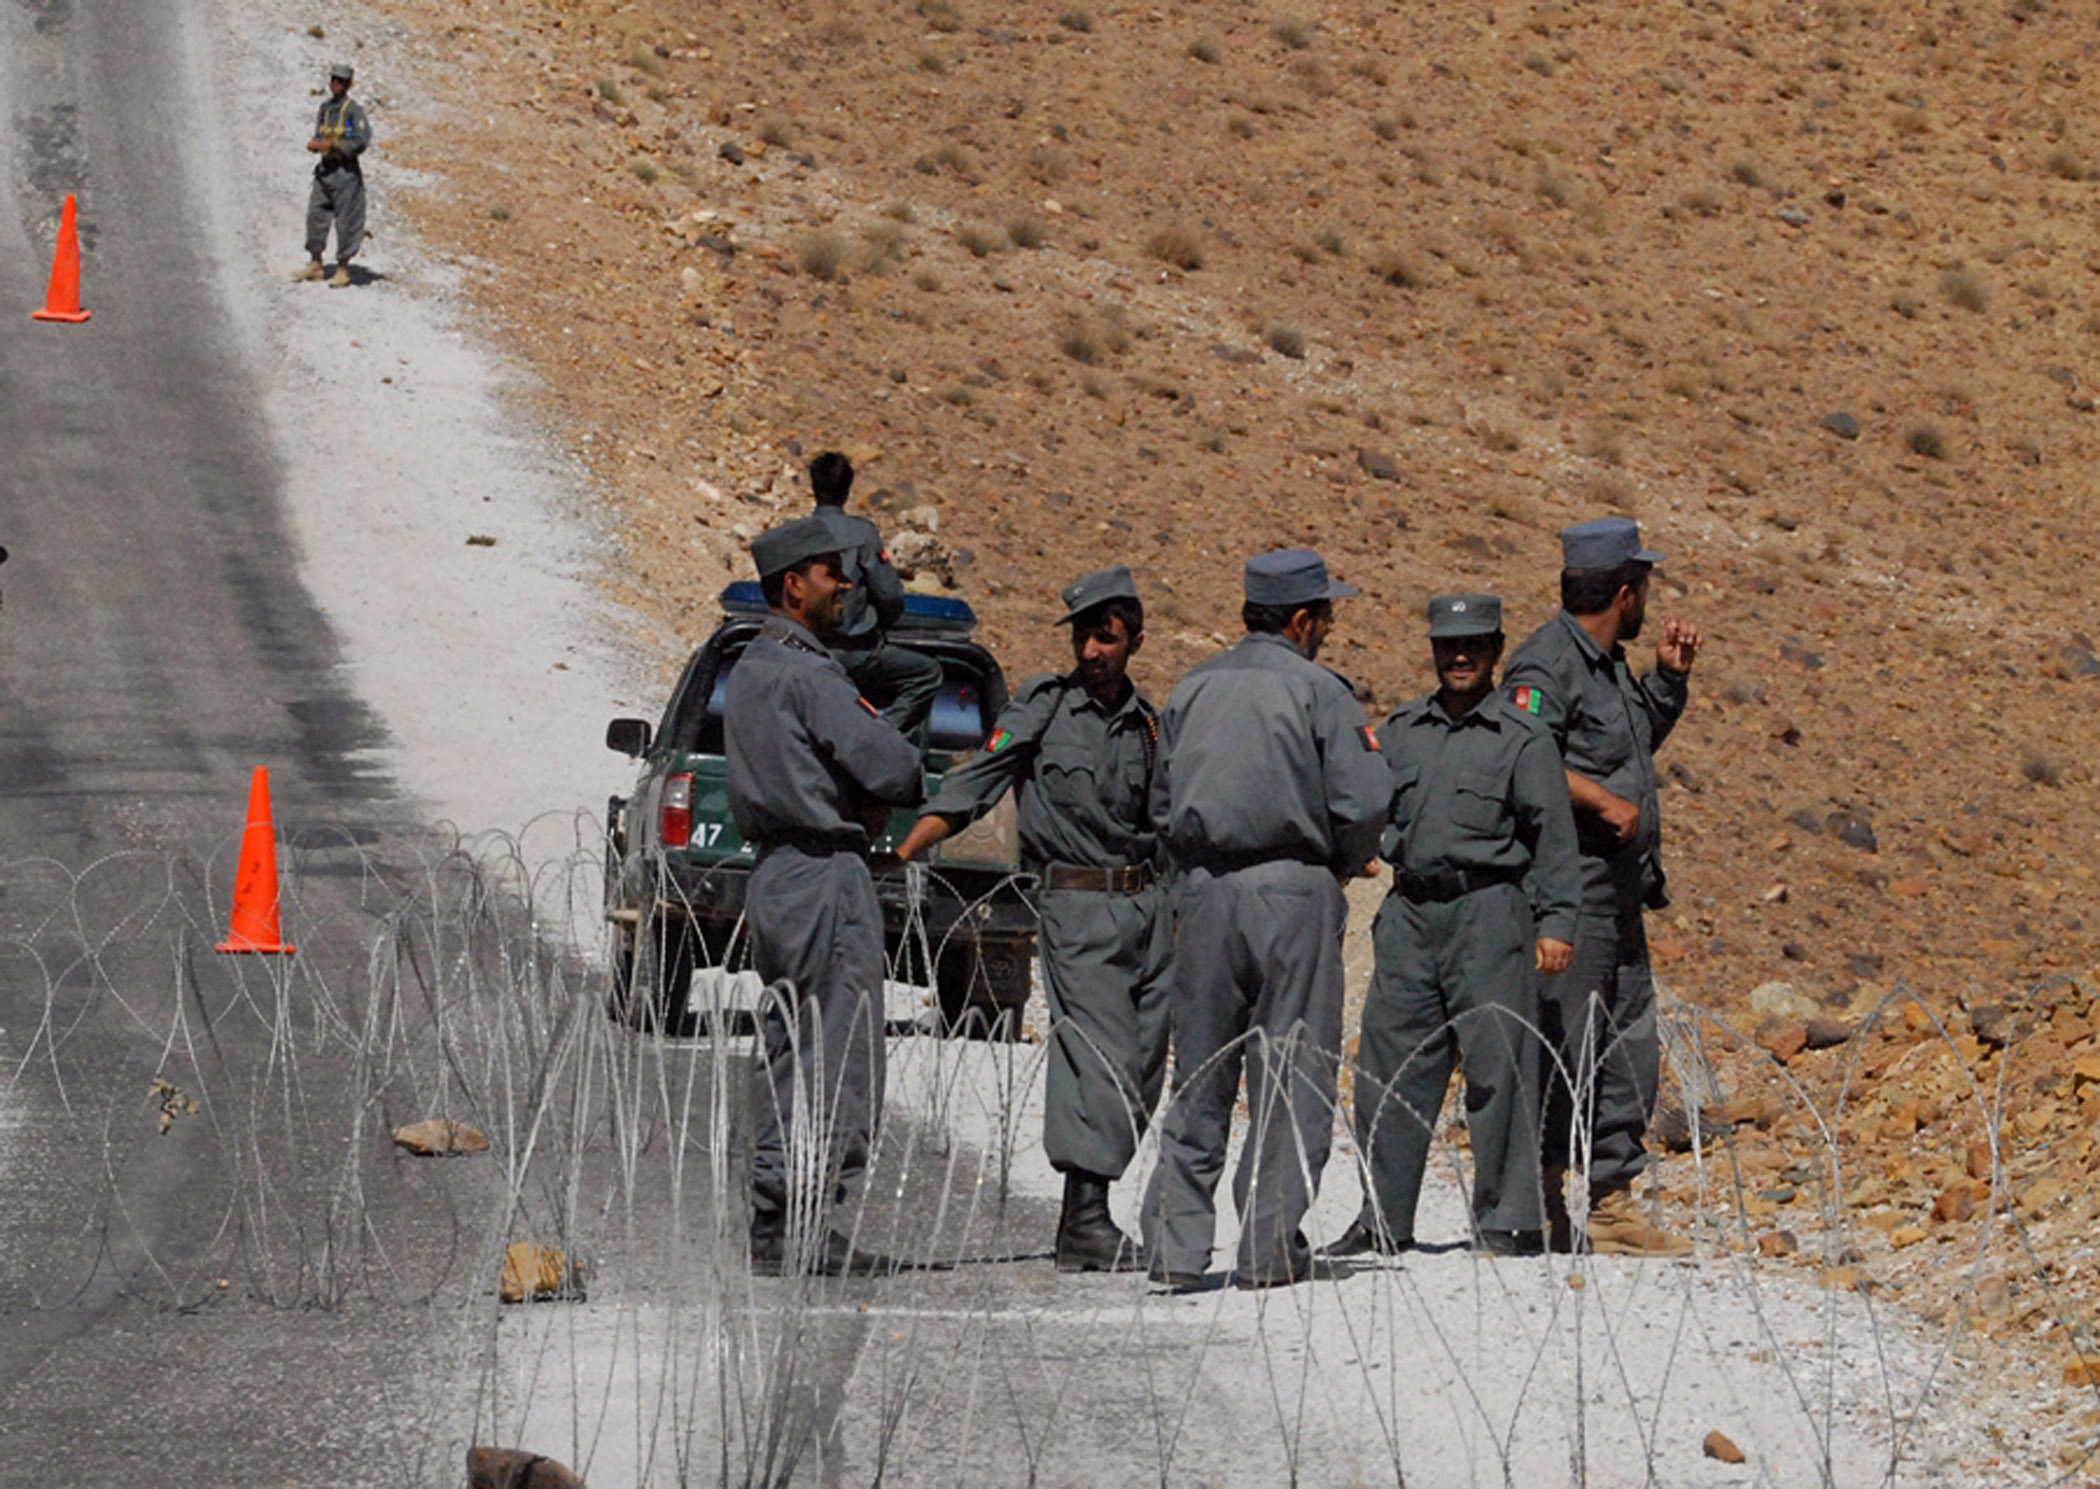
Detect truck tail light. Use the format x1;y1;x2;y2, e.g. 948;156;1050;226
661;774;694;848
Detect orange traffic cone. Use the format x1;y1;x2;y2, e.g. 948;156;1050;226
31;194;92;324
217;767;295;954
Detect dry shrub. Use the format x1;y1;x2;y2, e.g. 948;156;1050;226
1058;9;1093;32
1270;15;1316;49
1372;114;1401;141
2045;147;2086;181
916;0;961;31
2022;752;2065;787
1731;160;1765;188
957;223;1003;258
1027;144;1072;183
1908;424;1948;460
1147;225;1206;271
1228;116;1257;140
758;116;794;148
916;48;949;75
1292;57;1335;97
797;231;847;281
1188;35;1221;63
882;199;918;223
629;160;659;184
1940;266;1991;313
1522;52;1554;76
940;385;976;407
1267;323;1309;359
856;222;907;273
1680;186;1722;218
1371;247;1427;288
1007;217;1045;250
1316;227;1347;256
1890;293;1922;319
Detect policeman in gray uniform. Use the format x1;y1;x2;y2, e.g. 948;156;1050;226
296;63;372;288
1502;518;1701;1255
808;451;943;746
896;566;1169;1273
1143;550;1391;1290
726;516;926;1276
1323;595;1580;1260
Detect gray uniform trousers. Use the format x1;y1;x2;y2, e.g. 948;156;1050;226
306;166;366;260
1539;894;1656;1193
1038;881;1173;1179
1143;860;1346;1281
746;844;887;1225
832;638;943;747
1354;880;1542;1239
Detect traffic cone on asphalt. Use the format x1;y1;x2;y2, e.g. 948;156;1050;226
31;195;92;324
217;767;295;954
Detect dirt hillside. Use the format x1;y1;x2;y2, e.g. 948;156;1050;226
353;0;2100;1398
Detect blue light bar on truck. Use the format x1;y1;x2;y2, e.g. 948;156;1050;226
719;581;978;634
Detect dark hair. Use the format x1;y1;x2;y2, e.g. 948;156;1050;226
1561;559;1649;617
1071;595;1145;639
759;555;826;608
1243;598;1331;634
809;451;854;506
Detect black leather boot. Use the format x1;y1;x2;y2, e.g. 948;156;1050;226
1054;1171;1144;1273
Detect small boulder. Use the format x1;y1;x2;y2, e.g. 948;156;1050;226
392;1119;489;1157
1803;1017;1853;1050
468;1446;588;1489
1355;449;1401;482
1757;1022;1808;1063
1820;411;1860;440
1702;1430;1746;1464
501;1244;585;1304
1749;981;1820;1023
1756;1230;1797;1257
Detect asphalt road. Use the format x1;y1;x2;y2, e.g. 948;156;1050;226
0;4;449;1479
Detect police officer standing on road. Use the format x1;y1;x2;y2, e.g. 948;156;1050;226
896;567;1170;1273
727;517;926;1277
1503;518;1701;1255
808;452;943;746
1143;550;1391;1290
1322;595;1581;1261
295;63;372;288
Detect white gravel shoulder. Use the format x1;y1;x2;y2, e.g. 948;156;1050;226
194;0;652;879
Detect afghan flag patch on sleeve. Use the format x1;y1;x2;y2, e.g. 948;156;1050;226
985;728;1014;753
1360;725;1380;752
1513;686;1542;715
858;696;880;717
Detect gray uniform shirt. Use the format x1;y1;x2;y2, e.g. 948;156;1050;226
312;94;372;171
1501;609;1688;906
1379;692;1582;943
813;509;906;641
1153;632;1391;876
724;615;924;847
922;673;1159;870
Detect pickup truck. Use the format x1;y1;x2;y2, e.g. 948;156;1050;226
602;584;1036;1034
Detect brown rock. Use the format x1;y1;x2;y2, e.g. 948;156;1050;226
1965;1141;1995;1180
1757;1229;1797;1257
1802;1017;1852;1050
1975;1273;2012;1312
1757;1022;1808;1063
467;1446;588;1489
1890;1225;1928;1249
392;1119;490;1157
2065;1361;2100;1388
1703;1430;1746;1464
1356;448;1401;481
500;1244;585;1304
1931;1186;1978;1224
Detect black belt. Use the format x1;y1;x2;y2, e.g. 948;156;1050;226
1395;864;1524;903
755;832;866;859
1042;862;1154;893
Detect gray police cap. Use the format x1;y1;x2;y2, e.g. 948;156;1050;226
750;515;841;579
1560;517;1664;570
1243;548;1358;607
1427;594;1502;638
1054;565;1140;625
329;62;355;81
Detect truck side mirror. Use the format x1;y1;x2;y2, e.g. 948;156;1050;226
605;717;652;757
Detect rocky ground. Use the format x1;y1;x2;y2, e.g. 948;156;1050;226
323;0;2100;1457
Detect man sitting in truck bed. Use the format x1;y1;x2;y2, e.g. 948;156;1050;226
809;451;942;748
